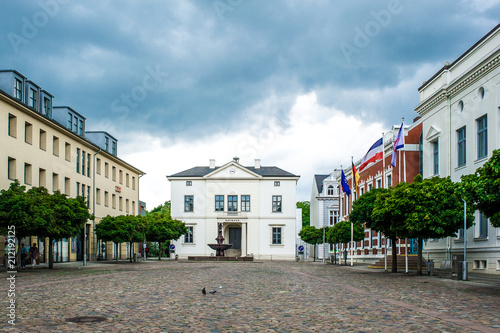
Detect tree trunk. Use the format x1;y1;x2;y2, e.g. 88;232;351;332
115;243;119;263
313;244;316;262
158;242;161;260
391;237;397;273
49;237;54;269
417;238;423;275
129;242;133;263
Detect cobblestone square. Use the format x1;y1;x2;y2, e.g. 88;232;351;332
2;260;500;332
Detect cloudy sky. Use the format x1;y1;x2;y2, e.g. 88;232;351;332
2;0;500;208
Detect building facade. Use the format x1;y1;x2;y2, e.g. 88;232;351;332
415;24;500;273
168;158;300;260
0;69;144;263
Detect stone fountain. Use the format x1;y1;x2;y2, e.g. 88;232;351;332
208;223;233;256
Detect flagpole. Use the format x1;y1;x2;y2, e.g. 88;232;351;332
350;156;354;267
401;118;408;274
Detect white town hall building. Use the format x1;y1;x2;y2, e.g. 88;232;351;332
167;158;300;260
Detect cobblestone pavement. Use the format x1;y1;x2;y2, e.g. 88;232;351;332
2;260;500;332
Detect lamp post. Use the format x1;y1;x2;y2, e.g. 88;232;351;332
463;200;468;281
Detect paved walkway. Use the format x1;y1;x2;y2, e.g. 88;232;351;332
1;260;499;332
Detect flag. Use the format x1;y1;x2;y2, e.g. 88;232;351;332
352;162;360;193
341;169;351;196
391;122;405;167
359;138;384;171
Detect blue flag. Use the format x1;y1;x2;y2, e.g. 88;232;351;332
341;169;351;196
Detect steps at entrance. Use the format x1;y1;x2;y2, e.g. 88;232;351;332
368;254;426;270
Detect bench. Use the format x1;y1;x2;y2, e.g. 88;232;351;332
434;260;452;278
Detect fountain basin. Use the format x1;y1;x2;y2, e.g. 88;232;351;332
208;243;233;256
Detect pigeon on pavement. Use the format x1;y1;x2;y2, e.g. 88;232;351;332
202;288;206;295
209;290;217;294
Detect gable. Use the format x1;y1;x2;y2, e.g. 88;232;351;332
425;125;441;141
204;162;261;179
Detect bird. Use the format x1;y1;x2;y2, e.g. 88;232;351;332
209;290;217;294
202;288;206;295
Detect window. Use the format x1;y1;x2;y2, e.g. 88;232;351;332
78;119;83;136
87;186;90;207
24;163;32;185
8;157;16;180
67;113;72;130
76;148;80;173
25;122;32;144
478;87;485;100
112;194;116;209
215;195;224;211
73;115;78;133
105;137;109;151
112;141;117;155
39;168;46;187
81;150;85;175
132;176;136;190
96;158;101;175
126;199;129;213
368;184;372;192
272;195;282;212
8;114;17;138
185;226;194;243
376;179;381;188
184;195;194;212
457;126;466;167
29;88;37;109
43;97;51;116
53;136;59;156
119;170;123;184
458;100;464;112
105;162;109;178
272;227;282;245
228;195;238;211
52;173;59;191
458;228;464;239
327;185;334;195
104;191;109;207
119;196;123;211
386;175;392;188
186;181;192;186
433;140;439;175
96;188;101;205
341;197;344;216
241;195;250;212
329;211;338;225
65;142;71;161
76;182;80;197
112;166;116;181
64;177;70;196
479;212;488;238
274;181;280;187
39;130;47;151
477;115;487;160
87;154;90;177
126;173;130;187
14;79;22;100
132;201;136;215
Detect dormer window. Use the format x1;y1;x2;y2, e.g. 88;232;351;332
29;88;37;109
327;185;334;196
112;141;117;155
43;97;51;116
79;119;83;136
67;113;72;130
73;115;78;133
14;79;22;100
105;137;109;151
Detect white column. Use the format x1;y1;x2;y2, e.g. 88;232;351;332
241;222;247;256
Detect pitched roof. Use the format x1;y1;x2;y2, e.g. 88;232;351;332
314;174;329;194
169;165;299;178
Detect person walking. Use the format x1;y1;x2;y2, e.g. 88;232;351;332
20;243;28;268
30;243;38;269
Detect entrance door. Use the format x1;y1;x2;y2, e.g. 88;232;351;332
229;227;241;250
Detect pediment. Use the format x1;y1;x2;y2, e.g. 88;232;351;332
425;126;441;141
204;161;261;179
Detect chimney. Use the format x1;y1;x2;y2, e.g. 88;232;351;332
209;159;215;169
233;156;240;164
255;159;261;169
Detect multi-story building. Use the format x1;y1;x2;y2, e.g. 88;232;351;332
319;119;422;262
416;24;500;274
0;69;144;263
167;158;300;260
310;173;340;260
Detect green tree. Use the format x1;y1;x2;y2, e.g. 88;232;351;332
145;214;188;260
296;201;310;227
326;221;364;265
461;149;500;227
95;215;145;263
351;187;402;273
149;201;171;218
298;225;325;262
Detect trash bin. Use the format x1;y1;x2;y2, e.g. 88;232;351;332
426;259;434;276
452;254;464;280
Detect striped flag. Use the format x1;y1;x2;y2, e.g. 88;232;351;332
359;138;383;171
391;122;405;167
352;162;360;193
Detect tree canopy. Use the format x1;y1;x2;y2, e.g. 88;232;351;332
298;225;326;262
296;201;310;227
145;213;188;260
326;221;364;244
461;148;500;227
